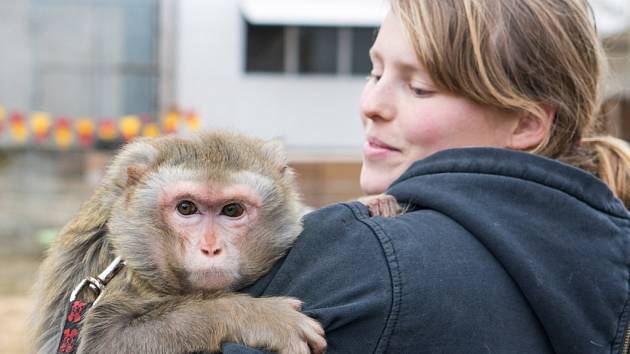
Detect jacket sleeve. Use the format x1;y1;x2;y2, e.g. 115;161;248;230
221;344;271;354
231;202;395;354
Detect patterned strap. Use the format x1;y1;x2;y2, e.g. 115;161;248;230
54;257;125;354
57;299;93;354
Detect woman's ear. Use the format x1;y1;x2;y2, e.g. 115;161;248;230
507;105;555;150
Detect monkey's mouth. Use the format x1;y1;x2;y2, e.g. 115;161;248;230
188;268;240;290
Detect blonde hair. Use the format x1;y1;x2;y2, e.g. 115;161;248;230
391;0;630;207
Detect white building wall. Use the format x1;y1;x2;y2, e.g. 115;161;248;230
176;0;368;154
0;0;32;111
175;0;630;154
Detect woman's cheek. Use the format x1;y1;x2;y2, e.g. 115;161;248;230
400;114;443;154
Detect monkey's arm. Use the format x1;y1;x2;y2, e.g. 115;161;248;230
228;202;394;354
77;292;325;354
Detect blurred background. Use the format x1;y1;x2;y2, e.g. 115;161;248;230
0;0;628;353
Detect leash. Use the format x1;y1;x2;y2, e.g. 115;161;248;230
56;256;126;354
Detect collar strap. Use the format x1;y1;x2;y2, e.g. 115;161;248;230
56;256;126;354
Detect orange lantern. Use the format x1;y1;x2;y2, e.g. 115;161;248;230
142;122;161;138
0;105;6;134
54;117;73;149
185;111;201;132
162;110;179;134
119;115;141;142
10;112;28;143
75;117;95;148
31;112;51;143
98;119;118;141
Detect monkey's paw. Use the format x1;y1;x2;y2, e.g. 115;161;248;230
241;296;326;354
358;194;403;217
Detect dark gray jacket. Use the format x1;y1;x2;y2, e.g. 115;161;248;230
224;148;630;353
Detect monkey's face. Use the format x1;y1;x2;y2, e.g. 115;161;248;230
157;176;262;290
107;132;303;293
112;166;299;293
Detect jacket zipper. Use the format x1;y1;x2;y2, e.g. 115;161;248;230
623;322;630;354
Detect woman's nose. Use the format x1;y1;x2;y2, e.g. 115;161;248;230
360;78;396;122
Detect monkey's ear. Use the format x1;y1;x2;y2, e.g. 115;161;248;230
126;164;148;187
105;140;159;189
262;139;289;175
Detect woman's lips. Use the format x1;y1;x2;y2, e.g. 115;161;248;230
363;137;401;159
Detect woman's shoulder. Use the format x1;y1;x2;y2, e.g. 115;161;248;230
242;200;556;352
244;202;407;353
245;201;501;352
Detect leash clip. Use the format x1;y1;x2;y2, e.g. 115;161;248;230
69;256;125;303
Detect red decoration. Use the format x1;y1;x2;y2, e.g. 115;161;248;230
75;118;95;148
98;118;117;141
162;110;179;134
9;112;24;125
31;112;52;144
185;111;200;131
10;112;28;143
55;117;73;149
119;115;141;142
59;328;78;353
0;105;6;134
67;300;86;323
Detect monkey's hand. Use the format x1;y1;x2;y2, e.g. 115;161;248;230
223;295;327;354
76;293;324;354
358;194;403;217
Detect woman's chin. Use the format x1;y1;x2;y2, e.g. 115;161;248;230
360;167;392;195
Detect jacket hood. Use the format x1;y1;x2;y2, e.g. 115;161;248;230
387;148;630;353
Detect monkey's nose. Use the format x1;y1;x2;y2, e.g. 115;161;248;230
201;247;222;257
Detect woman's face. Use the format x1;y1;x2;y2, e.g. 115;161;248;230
359;13;520;195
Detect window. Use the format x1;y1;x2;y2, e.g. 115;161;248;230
298;27;338;74
246;24;285;72
351;27;377;75
244;23;377;76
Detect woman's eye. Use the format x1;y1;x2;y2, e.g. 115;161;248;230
366;73;381;82
176;200;198;216
410;85;433;97
221;203;245;218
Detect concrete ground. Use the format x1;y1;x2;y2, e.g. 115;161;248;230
0;256;41;354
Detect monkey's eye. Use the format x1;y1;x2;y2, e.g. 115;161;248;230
221;203;245;218
176;200;198;216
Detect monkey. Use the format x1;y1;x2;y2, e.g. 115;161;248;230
358;194;404;217
28;131;327;354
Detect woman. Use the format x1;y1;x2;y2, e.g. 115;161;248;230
225;0;630;352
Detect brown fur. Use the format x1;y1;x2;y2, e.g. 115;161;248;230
28;131;325;354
